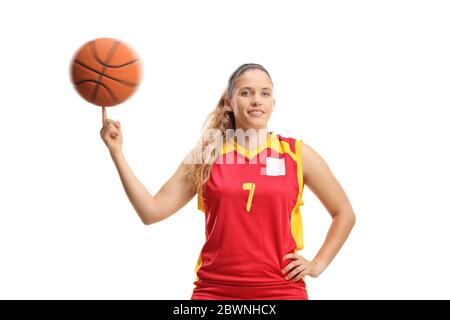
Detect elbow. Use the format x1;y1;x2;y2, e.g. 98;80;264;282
141;216;159;226
348;211;356;228
142;218;153;226
140;199;161;226
139;212;156;226
334;207;356;228
140;212;164;226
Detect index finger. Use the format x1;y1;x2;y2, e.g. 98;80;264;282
102;107;107;125
283;253;297;260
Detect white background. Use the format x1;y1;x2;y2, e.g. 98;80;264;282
0;0;449;299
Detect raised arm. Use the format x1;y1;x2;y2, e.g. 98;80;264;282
110;151;196;225
100;107;196;225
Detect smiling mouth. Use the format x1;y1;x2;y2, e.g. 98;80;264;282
248;111;264;118
248;110;265;115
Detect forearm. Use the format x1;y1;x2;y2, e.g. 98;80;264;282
313;208;356;273
110;150;156;225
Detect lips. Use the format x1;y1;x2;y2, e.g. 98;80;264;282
247;109;265;118
247;109;265;114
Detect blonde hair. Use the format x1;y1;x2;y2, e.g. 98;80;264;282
187;63;272;200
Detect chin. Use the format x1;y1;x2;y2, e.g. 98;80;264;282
248;123;268;130
248;119;267;126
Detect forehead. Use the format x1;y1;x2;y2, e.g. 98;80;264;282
235;69;273;89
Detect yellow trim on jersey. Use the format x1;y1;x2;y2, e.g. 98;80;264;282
229;132;276;159
195;254;202;273
295;139;304;206
291;139;305;251
198;193;205;212
221;132;298;162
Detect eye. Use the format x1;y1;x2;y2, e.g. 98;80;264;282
241;91;249;96
263;92;271;96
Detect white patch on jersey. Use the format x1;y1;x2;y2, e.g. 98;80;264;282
265;157;286;176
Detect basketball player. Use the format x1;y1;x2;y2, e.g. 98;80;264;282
100;63;356;300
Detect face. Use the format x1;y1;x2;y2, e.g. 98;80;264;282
225;69;275;131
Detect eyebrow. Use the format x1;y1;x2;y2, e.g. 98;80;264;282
239;87;272;91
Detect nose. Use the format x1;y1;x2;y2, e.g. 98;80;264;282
251;96;261;106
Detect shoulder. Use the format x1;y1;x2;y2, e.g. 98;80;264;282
274;133;297;153
300;141;331;184
274;134;332;185
272;133;322;182
300;141;313;179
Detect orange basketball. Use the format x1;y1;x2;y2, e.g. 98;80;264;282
70;38;142;107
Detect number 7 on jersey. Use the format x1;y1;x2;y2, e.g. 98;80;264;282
242;182;256;213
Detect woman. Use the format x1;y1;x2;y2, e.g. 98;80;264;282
100;63;356;300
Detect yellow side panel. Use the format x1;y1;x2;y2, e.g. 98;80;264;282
198;194;205;213
291;139;305;251
291;206;304;251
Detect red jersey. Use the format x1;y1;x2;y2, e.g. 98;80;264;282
191;132;307;300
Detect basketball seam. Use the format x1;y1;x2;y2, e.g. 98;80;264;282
90;42;139;68
93;58;140;69
75;80;118;102
90;41;121;104
74;60;138;87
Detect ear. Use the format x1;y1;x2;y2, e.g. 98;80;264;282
224;97;233;112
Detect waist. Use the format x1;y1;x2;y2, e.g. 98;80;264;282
192;278;308;300
196;277;306;287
